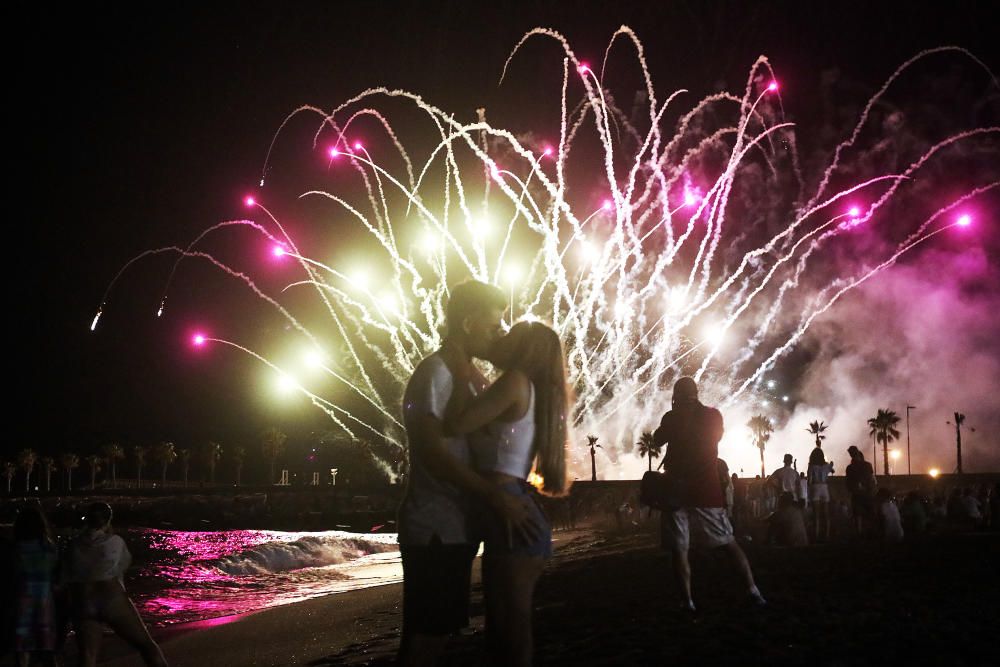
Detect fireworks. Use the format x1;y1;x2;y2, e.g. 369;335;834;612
94;28;998;478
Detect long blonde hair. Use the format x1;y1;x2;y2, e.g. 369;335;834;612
499;321;571;496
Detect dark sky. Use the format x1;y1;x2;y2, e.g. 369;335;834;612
8;1;997;462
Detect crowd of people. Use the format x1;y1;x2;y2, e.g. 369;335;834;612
3;279;997;667
726;446;999;549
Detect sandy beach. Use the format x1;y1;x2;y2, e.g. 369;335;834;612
89;527;1000;667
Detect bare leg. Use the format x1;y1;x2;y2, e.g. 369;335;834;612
74;619;105;667
100;592;168;667
816;501;830;542
485;554;545;667
723;541;763;601
669;546;694;609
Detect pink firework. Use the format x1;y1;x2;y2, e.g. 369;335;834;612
956;214;972;227
767;81;779;92
244;196;256;208
192;334;206;347
328;147;340;158
272;245;286;258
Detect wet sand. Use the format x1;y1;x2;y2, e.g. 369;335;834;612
99;529;999;666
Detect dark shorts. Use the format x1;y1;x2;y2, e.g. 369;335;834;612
400;538;478;636
480;481;552;559
852;493;875;518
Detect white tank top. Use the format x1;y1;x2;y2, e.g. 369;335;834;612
470;382;536;479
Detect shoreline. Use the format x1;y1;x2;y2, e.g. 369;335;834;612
92;528;1000;666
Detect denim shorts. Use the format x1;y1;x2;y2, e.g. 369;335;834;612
479;481;552;558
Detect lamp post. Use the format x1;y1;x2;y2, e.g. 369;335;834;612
906;405;916;475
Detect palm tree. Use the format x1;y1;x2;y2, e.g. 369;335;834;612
179;448;191;487
152;442;177;486
60;453;80;491
18;449;37;493
231;446;247;486
586;435;602;481
260;428;287;484
636;431;662;471
85;454;103;490
946;413;975;474
102;443;125;488
201;441;223;483
41;457;56;492
806;420;828;449
3;462;15;493
133;446;147;489
747;415;774;478
867;409;901;476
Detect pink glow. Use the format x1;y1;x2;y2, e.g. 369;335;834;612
543;146;553;156
849;206;861;218
244;196;256;208
272;245;286;257
682;174;703;208
956;214;972;227
767;81;779;92
602;199;613;211
328;147;340;158
192;334;206;347
353;141;363;150
578;63;590;73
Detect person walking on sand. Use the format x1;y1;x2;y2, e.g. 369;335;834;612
396;280;538;667
443;320;570;667
65;503;167;667
653;377;766;612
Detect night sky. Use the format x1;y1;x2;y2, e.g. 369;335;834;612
9;1;998;471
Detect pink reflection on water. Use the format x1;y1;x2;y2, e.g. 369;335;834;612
131;529;400;626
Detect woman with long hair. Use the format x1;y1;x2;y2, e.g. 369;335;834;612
443;320;570;666
807;445;835;542
65;503;167;667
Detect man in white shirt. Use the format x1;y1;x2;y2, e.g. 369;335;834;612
768;454;800;502
397;280;537;666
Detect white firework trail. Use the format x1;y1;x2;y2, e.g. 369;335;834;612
94;28;998;479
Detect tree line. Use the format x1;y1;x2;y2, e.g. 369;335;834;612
2;427;288;494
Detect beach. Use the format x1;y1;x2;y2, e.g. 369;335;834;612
94;527;1000;666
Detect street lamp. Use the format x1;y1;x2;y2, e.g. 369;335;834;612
503;263;522;325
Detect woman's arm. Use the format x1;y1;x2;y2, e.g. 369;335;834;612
444;370;525;436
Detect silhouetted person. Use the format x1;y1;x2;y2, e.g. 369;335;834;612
767;492;808;547
900;491;928;536
875;489;904;543
654;377;765;611
65;503;167;667
845;446;876;537
768;454;800;501
807;446;835;542
397;280;536;666
13;505;60;667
